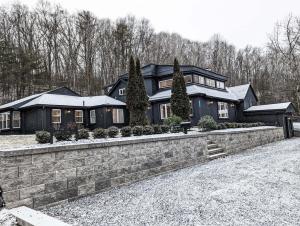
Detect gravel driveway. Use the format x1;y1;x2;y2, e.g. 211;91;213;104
43;138;300;226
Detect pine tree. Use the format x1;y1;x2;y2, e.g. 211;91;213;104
126;56;138;125
170;58;190;120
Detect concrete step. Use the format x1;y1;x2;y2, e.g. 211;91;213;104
208;147;224;155
208;152;227;160
207;140;213;144
207;143;218;150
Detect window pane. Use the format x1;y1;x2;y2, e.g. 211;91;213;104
13;111;21;128
184;75;192;83
193;75;199;83
90;110;96;124
52;109;61;123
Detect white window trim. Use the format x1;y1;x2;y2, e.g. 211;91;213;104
160;103;172;120
90;110;96;124
0;112;10;130
218;102;229;119
52;109;61;124
75;110;83;124
206;78;216;87
112;108;124;124
216;81;225;89
119;88;126;96
12;111;21;128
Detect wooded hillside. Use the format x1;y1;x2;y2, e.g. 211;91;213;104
0;2;299;111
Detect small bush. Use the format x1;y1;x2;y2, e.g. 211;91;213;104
164;115;182;126
143;125;154;135
198;115;217;131
54;130;72;141
161;124;170;133
121;126;132;137
36;131;51;144
93;128;107;139
76;128;89;140
152;124;162;134
132;126;143;136
107;126;119;138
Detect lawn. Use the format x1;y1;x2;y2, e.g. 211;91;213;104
43;138;300;226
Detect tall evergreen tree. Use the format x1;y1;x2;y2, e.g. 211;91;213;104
135;57;149;125
126;56;138;125
170;58;190;120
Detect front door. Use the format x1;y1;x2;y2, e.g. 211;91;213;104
62;109;75;129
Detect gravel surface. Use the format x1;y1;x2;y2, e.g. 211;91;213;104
43;138;300;226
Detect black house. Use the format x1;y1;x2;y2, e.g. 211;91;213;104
0;87;128;134
106;64;295;126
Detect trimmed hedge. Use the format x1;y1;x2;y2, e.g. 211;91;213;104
132;126;143;136
107;126;119;138
152;124;163;134
36;131;51;144
121;126;132;137
54;130;72;141
76;129;89;140
143;125;154;135
217;122;265;130
93;128;107;139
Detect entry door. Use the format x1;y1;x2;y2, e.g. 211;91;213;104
62;109;75;128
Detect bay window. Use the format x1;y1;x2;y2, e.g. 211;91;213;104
0;112;10;130
75;110;83;123
90;110;96;124
112;108;124;123
12;111;21;128
218;102;229;119
52;109;61;124
160;103;172;120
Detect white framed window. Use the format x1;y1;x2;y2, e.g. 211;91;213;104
184;75;193;83
218;102;229;119
119;88;126;96
206;78;216;87
90;110;96;124
75;110;83;124
216;81;225;89
193;75;205;85
52;109;61;124
159;79;173;89
0;112;10;130
112;108;124;123
12;111;21;128
160;103;172;120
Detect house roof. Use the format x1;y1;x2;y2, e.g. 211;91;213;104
19;94;125;109
227;84;250;100
244;102;294;112
0;93;46;110
149;85;239;102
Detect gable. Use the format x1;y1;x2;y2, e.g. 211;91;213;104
47;87;81;97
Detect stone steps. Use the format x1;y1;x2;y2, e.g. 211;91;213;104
208;147;224;155
207;140;226;160
208;152;227;160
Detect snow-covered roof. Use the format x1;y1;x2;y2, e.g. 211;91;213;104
149;85;239;102
227;84;251;100
244;102;292;112
0;93;45;110
20;94;125;108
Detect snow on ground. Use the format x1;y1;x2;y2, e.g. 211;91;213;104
43;138;300;226
0;209;17;226
0;126;273;151
293;122;300;131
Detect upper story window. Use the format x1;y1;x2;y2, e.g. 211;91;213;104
216;81;225;89
193;75;205;85
218;102;229;119
12;111;21;128
160;103;172;120
90;110;96;124
206;78;216;87
0;112;10;130
52;109;61;124
184;75;193;83
112;108;124;124
119;88;126;96
75;110;83;123
159;79;173;89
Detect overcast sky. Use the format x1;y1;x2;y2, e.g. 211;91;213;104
1;0;300;49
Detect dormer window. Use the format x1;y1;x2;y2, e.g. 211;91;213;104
216;81;225;89
159;79;173;89
119;88;126;96
206;78;216;87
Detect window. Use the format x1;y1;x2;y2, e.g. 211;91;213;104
52;109;61;124
184;75;193;83
218;102;229;118
112;109;124;123
206;78;216;87
193;75;205;85
160;103;172;120
190;100;193;116
12;111;21;128
216;81;225;89
159;79;173;89
0;112;10;130
90;110;96;124
119;88;126;96
75;110;83;123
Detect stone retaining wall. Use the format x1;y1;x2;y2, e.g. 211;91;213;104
0;127;283;209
